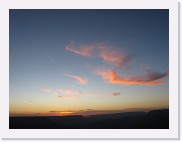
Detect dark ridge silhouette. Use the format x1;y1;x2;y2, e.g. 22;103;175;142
139;109;169;129
9;109;169;129
87;111;146;120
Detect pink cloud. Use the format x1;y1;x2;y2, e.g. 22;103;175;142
65;42;95;57
97;46;134;68
55;89;81;95
112;92;120;96
41;88;52;93
65;42;133;68
63;73;87;85
58;95;79;100
97;69;168;85
42;87;82;97
59;89;81;95
65;42;168;86
56;88;82;100
41;88;82;100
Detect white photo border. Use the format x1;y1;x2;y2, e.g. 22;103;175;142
0;0;179;139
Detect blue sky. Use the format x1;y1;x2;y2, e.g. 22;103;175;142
9;9;169;116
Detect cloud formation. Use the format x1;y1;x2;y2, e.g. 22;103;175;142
97;69;168;85
63;73;87;85
113;92;120;96
98;46;134;68
65;42;133;68
42;87;82;100
41;88;52;93
55;89;81;95
65;42;95;57
58;95;79;100
65;42;168;86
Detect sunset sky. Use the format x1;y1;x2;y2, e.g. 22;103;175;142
9;9;169;116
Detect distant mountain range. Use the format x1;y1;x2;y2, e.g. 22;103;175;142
9;109;169;129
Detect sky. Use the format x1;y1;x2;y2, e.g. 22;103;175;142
9;9;169;116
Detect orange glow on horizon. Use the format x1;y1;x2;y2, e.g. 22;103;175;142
58;111;74;116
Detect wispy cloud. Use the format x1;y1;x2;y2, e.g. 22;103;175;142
112;92;120;96
65;42;95;57
41;88;52;93
55;89;81;95
63;73;87;85
42;87;82;100
65;42;133;68
98;46;134;68
97;69;168;85
65;42;168;86
58;95;80;100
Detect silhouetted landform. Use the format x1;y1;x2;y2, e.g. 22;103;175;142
9;109;169;129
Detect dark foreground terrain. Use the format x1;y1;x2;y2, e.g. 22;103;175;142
9;109;169;129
